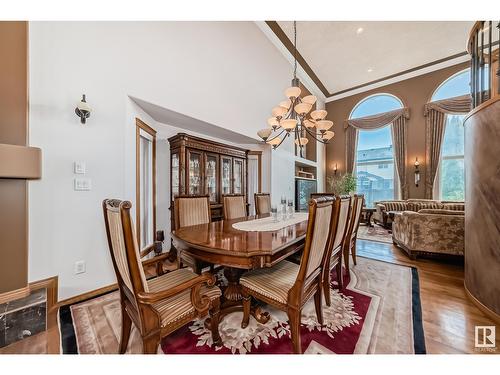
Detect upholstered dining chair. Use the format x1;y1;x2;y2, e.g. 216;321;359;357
343;194;364;271
322;195;351;305
103;199;222;354
222;194;247;220
174;195;212;274
239;197;338;354
254;193;271;215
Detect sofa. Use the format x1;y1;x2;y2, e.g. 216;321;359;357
392;209;465;259
373;199;464;228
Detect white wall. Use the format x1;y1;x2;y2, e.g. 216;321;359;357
28;21;325;299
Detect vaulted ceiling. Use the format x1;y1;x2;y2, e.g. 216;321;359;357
271;21;474;98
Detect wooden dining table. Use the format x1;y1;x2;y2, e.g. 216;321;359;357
171;213;309;323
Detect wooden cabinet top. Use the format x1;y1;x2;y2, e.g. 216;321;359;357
168;133;249;159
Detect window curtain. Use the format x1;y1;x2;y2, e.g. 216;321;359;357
247;155;259;216
423;94;471;199
344;107;410;199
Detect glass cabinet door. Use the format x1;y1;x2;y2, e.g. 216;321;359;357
187;150;203;195
221;156;232;196
171;152;180;201
233;158;243;194
205;153;219;203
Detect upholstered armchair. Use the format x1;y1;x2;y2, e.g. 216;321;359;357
392;209;465;259
239;197;338;354
103;199;222;354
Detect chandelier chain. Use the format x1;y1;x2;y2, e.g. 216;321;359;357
294;21;297;79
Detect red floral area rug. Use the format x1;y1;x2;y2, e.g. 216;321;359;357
58;256;425;354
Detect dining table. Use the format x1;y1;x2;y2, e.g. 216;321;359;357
171;212;309;323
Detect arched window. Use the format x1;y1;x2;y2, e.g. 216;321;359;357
350;94;403;207
431;69;469;201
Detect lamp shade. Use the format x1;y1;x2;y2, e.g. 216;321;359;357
268;137;281;146
302;95;317;105
257;128;272;140
267;117;279;127
279;99;291;109
294;137;309;146
281;119;297;130
272;106;287;117
294;102;312;115
303;119;316;128
322;130;335;140
310;109;327;121
316;120;333;131
284;86;301;99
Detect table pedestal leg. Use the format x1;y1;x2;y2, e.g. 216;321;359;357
204;266;270;331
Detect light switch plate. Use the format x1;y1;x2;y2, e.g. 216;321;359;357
74;260;86;274
74;178;91;191
74;161;86;174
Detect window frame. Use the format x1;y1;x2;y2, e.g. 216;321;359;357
135;118;157;249
350;93;404;207
430;69;469;201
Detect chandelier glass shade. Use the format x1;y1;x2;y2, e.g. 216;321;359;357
257;21;334;156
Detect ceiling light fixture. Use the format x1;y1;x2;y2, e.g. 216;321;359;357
356;27;364;34
367;67;373;72
257;21;334;157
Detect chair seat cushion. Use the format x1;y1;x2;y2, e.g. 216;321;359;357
240;261;299;304
148;268;221;327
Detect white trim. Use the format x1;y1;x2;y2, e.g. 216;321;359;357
326;54;470;103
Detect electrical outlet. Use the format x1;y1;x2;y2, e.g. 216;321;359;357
74;260;86;274
74;178;91;191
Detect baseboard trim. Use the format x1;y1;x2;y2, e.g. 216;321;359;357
57;283;118;308
464;282;500;324
0;286;30;305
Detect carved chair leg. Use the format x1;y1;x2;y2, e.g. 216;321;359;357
352;241;357;266
241;290;251;329
336;261;343;290
142;334;160;354
287;308;302;354
209;299;223;347
314;286;323;326
323;270;331;307
119;305;132;354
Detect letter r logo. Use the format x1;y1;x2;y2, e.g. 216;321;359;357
475;326;496;348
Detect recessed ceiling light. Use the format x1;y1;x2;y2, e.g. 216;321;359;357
367;68;373;73
356;27;364;35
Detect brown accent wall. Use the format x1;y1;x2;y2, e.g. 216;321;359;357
325;62;469;199
0;22;29;293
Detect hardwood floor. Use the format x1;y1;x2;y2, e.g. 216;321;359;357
1;239;498;354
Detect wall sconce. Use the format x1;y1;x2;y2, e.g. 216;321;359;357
414;157;421;187
75;94;91;124
333;163;338;175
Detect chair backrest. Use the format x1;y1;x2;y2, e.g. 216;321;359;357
254;193;271;215
102;199;149;303
310;192;334;200
223;194;247;220
331;195;352;252
174;195;211;230
348;194;364;240
296;197;337;283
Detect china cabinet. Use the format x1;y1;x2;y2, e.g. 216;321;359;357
168;133;248;228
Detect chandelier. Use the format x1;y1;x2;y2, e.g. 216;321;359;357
257;21;334;156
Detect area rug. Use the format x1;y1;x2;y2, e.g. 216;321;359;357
58;257;425;354
357;225;393;244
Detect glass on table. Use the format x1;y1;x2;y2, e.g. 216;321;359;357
271;205;279;223
287;199;294;219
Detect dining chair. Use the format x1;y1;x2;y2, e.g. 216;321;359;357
239;196;338;354
174;195;212;274
322;195;351;306
103;199;222;354
343;194;364;271
222;194;247;220
254;193;271;215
